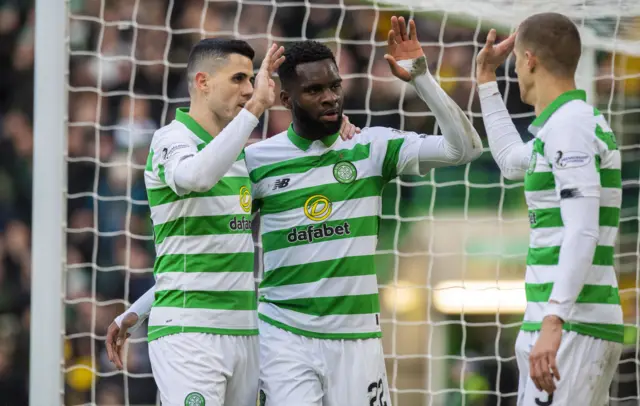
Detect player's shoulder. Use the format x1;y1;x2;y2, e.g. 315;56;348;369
545;100;596;135
351;126;420;144
150;120;195;148
244;131;290;170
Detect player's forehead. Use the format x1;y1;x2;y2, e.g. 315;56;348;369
294;59;340;87
215;53;254;77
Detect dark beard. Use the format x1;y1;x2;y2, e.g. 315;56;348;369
292;101;343;140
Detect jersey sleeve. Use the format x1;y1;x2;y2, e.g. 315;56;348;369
543;121;601;200
375;128;426;182
149;129;199;196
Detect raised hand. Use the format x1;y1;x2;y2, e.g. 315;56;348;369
384;16;425;82
250;43;286;109
476;29;516;84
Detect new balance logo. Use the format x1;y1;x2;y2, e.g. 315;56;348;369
273;178;290;190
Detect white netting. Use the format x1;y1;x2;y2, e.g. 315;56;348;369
60;0;640;405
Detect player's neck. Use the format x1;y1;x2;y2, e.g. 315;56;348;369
291;119;329;141
533;74;577;117
187;103;224;137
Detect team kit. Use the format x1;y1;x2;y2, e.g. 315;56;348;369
107;12;624;406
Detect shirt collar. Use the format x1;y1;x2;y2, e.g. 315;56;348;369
528;89;586;136
175;107;213;144
287;123;339;151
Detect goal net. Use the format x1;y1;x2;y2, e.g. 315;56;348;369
50;0;640;405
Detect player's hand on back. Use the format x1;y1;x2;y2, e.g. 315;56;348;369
476;29;516;85
384;16;425;82
106;312;139;370
339;114;360;140
245;43;285;117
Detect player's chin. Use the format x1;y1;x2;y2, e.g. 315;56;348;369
318;113;343;133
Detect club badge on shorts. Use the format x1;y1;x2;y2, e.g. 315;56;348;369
333;161;357;184
185;392;205;406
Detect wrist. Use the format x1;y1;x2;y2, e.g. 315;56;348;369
244;99;266;119
476;72;497;86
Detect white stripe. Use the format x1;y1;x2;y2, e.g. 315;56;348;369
533;156;552;172
529;225;618;249
254;160;377;200
263;236;377;272
260;274;379;301
225;159;249;177
260;196;380;231
145;173;165;189
151;195;247;225
524;302;623;325
258;302;380;335
149;307;258;330
525;265;619;287
525;190;558;209
155;271;255;292
601;187;622;207
599;148;621;169
156;234;253;256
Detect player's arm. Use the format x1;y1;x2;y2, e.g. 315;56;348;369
543;121;601;322
476;29;532;180
106;285;155;369
385;16;482;168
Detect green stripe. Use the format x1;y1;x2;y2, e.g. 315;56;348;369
261;216;379;252
154;215;252;243
147;325;258;341
260;176;383;215
260;255;375;288
260;293;379;316
600;168;621;188
524;171;555;192
145;149;154;172
525;283;620;305
527;245;614;266
147;177;250;207
381;138;404;182
158;164;166;184
155;290;257;311
249;143;371;183
154;253;254;274
595;124;618;150
528;207;620;228
533;138;545;156
258;313;381;340
521;321;623;343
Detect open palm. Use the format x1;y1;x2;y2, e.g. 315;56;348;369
385;16;425;82
476;29;516;83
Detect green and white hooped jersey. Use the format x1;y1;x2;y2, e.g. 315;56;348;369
523;90;623;343
245;124;427;340
144;108;257;341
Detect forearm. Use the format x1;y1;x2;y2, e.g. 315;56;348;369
174;109;260;192
478;81;530;180
544;197;600;321
114;284;155;332
399;57;482;164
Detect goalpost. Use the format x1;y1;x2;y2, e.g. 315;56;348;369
30;0;640;405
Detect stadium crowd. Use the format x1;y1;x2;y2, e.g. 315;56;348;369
0;0;638;405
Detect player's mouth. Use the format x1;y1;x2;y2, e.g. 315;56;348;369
319;109;340;121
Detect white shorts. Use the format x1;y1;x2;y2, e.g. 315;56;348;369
515;330;622;406
258;320;391;406
148;333;259;406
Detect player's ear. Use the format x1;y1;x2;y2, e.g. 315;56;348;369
280;89;292;110
525;51;536;74
194;72;209;93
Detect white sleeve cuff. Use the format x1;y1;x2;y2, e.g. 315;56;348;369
543;302;572;322
478;81;500;99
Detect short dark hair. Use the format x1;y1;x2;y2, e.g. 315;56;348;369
517;12;581;77
278;41;336;89
186;38;255;93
